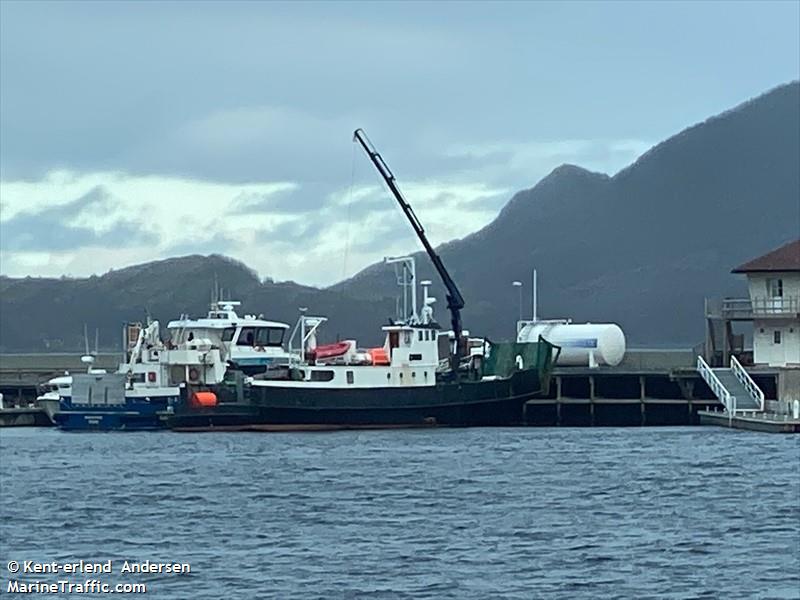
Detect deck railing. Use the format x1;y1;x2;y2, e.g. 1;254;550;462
697;355;735;416
731;355;765;412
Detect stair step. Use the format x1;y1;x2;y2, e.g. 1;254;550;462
706;366;762;411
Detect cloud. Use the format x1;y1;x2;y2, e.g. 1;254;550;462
0;186;157;252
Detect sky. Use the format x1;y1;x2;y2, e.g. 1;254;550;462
1;1;798;286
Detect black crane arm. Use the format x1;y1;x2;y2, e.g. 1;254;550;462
352;128;465;348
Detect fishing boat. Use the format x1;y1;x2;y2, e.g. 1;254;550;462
168;130;558;431
42;301;298;431
51;321;227;431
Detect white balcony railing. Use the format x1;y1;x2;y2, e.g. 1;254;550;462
721;296;800;319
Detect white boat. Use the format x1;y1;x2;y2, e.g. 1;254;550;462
37;300;298;429
166;300;298;376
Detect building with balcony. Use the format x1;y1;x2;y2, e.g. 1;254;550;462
730;239;800;367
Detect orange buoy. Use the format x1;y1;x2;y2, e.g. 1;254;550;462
191;391;218;407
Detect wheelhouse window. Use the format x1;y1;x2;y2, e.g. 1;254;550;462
237;327;256;346
255;327;285;347
221;327;236;342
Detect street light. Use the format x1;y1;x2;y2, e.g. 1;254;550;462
512;281;523;324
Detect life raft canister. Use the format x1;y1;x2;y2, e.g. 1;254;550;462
368;347;390;366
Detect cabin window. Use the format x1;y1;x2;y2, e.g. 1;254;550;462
389;332;399;349
404;331;412;345
255;327;285;347
410;353;422;361
237;327;256;346
221;327;236;342
418;331;424;342
309;370;334;382
346;371;354;384
774;331;782;344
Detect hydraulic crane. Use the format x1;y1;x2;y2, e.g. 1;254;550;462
353;128;466;371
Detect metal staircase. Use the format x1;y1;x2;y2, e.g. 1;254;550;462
697;355;765;414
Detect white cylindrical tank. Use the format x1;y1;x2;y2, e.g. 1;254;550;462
518;322;626;367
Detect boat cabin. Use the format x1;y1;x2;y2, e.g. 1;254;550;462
166;301;294;373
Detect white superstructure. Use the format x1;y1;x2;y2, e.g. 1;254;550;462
166;301;296;373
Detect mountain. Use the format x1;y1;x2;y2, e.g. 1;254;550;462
1;82;798;352
0;255;394;352
332;82;800;345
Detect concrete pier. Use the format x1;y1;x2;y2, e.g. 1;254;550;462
698;409;800;433
524;349;779;427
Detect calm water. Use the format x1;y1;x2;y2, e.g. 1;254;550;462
1;427;798;599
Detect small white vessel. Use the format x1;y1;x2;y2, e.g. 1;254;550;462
166;300;298;376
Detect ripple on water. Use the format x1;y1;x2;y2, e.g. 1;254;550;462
1;427;798;599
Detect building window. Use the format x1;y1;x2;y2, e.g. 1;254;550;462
346;371;354;384
767;278;783;298
774;331;782;344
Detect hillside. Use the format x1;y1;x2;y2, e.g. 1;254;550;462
332;82;800;345
1;82;798;351
0;255;395;352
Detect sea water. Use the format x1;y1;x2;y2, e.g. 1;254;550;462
1;427;798;599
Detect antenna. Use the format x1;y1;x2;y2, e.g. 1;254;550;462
532;268;538;322
384;255;418;323
94;328;99;355
81;323;95;369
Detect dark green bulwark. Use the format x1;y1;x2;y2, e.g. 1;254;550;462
483;338;559;384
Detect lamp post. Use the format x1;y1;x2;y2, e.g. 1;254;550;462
512;281;523;325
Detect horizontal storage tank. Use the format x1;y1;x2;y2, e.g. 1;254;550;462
517;322;626;367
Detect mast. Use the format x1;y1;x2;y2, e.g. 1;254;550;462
353;129;465;368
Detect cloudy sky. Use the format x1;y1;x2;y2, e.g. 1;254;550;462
1;1;798;286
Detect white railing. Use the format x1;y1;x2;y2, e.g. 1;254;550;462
731;355;765;412
721;296;800;318
697;355;735;415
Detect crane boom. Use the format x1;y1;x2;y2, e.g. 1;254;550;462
353;129;465;367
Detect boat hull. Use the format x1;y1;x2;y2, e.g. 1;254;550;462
169;368;547;431
54;396;176;432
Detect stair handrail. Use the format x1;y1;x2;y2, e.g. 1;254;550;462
697;355;733;414
731;355;765;411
